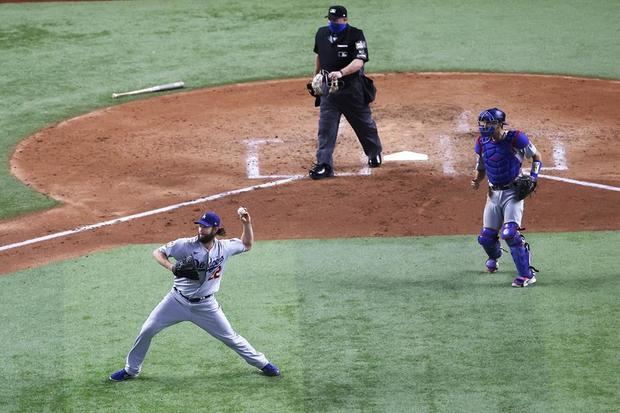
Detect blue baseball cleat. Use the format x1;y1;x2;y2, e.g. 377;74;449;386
261;363;281;377
109;368;136;382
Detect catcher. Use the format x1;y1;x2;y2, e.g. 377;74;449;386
109;209;280;381
470;108;543;287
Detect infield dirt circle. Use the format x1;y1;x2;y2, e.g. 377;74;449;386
1;73;619;274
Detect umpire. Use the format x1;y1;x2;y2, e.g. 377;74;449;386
308;5;383;180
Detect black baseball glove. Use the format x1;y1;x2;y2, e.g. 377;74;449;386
515;175;537;200
172;256;200;280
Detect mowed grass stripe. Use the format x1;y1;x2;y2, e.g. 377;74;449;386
0;232;618;412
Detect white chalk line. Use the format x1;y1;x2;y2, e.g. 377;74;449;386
457;110;471;133
538;174;620;191
439;135;456;175
0;176;304;253
545;138;568;170
243;138;283;179
244;136;372;179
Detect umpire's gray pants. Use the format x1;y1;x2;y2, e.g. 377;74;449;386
316;80;382;167
124;290;268;375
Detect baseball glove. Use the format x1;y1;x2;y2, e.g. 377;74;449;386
172;256;200;280
515;175;537;200
309;73;325;97
306;82;318;97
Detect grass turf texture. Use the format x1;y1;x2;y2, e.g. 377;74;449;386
1;233;617;412
0;0;619;218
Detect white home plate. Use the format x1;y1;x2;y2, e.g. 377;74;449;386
383;151;429;161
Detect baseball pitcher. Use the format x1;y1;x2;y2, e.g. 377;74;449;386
109;208;280;381
471;108;542;287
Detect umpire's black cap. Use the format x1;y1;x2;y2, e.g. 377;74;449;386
325;5;347;20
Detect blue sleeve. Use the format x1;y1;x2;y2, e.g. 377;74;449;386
512;131;530;150
474;137;482;155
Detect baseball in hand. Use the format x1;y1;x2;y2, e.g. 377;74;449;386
237;207;247;217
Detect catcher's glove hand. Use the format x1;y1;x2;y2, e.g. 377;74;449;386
515;175;537;200
172;256;200;280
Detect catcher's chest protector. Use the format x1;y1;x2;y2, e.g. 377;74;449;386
480;132;522;185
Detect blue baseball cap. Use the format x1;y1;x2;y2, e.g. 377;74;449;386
194;211;221;227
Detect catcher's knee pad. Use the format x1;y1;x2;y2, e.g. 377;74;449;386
478;227;501;259
500;222;522;246
501;222;534;277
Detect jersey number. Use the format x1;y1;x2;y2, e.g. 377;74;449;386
207;266;222;281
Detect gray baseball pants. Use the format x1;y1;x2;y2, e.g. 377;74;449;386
483;188;524;229
124;289;268;375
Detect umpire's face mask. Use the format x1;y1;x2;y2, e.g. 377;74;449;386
328;21;348;33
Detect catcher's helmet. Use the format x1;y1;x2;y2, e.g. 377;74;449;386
478;107;507;138
478;108;507;124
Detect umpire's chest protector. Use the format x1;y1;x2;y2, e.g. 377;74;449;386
479;132;523;185
314;26;368;73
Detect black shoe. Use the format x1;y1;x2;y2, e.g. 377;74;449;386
368;153;382;168
309;163;334;180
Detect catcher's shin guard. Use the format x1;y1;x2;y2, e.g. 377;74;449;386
501;222;535;277
478;227;502;260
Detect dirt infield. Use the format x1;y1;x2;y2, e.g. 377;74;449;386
1;73;619;274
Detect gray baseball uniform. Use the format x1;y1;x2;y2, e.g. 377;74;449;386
123;236;268;376
478;142;537;230
474;108;542;287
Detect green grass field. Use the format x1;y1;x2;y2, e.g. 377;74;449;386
1;1;619;412
0;233;618;412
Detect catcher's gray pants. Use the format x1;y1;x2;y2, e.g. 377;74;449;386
124;289;268;375
483;187;524;230
316;79;382;167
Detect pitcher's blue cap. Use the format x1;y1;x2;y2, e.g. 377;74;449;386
194;211;221;227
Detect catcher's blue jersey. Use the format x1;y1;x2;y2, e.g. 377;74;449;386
475;130;530;186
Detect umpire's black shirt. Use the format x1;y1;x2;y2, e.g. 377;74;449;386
314;25;369;82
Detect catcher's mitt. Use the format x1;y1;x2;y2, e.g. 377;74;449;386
172;256;200;280
306;82;317;97
515;175;537;200
309;72;325;97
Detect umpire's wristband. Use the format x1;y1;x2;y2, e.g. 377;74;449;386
530;160;542;181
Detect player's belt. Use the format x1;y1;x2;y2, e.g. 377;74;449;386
174;287;213;303
490;182;515;191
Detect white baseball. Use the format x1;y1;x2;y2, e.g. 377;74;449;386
237;207;247;216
